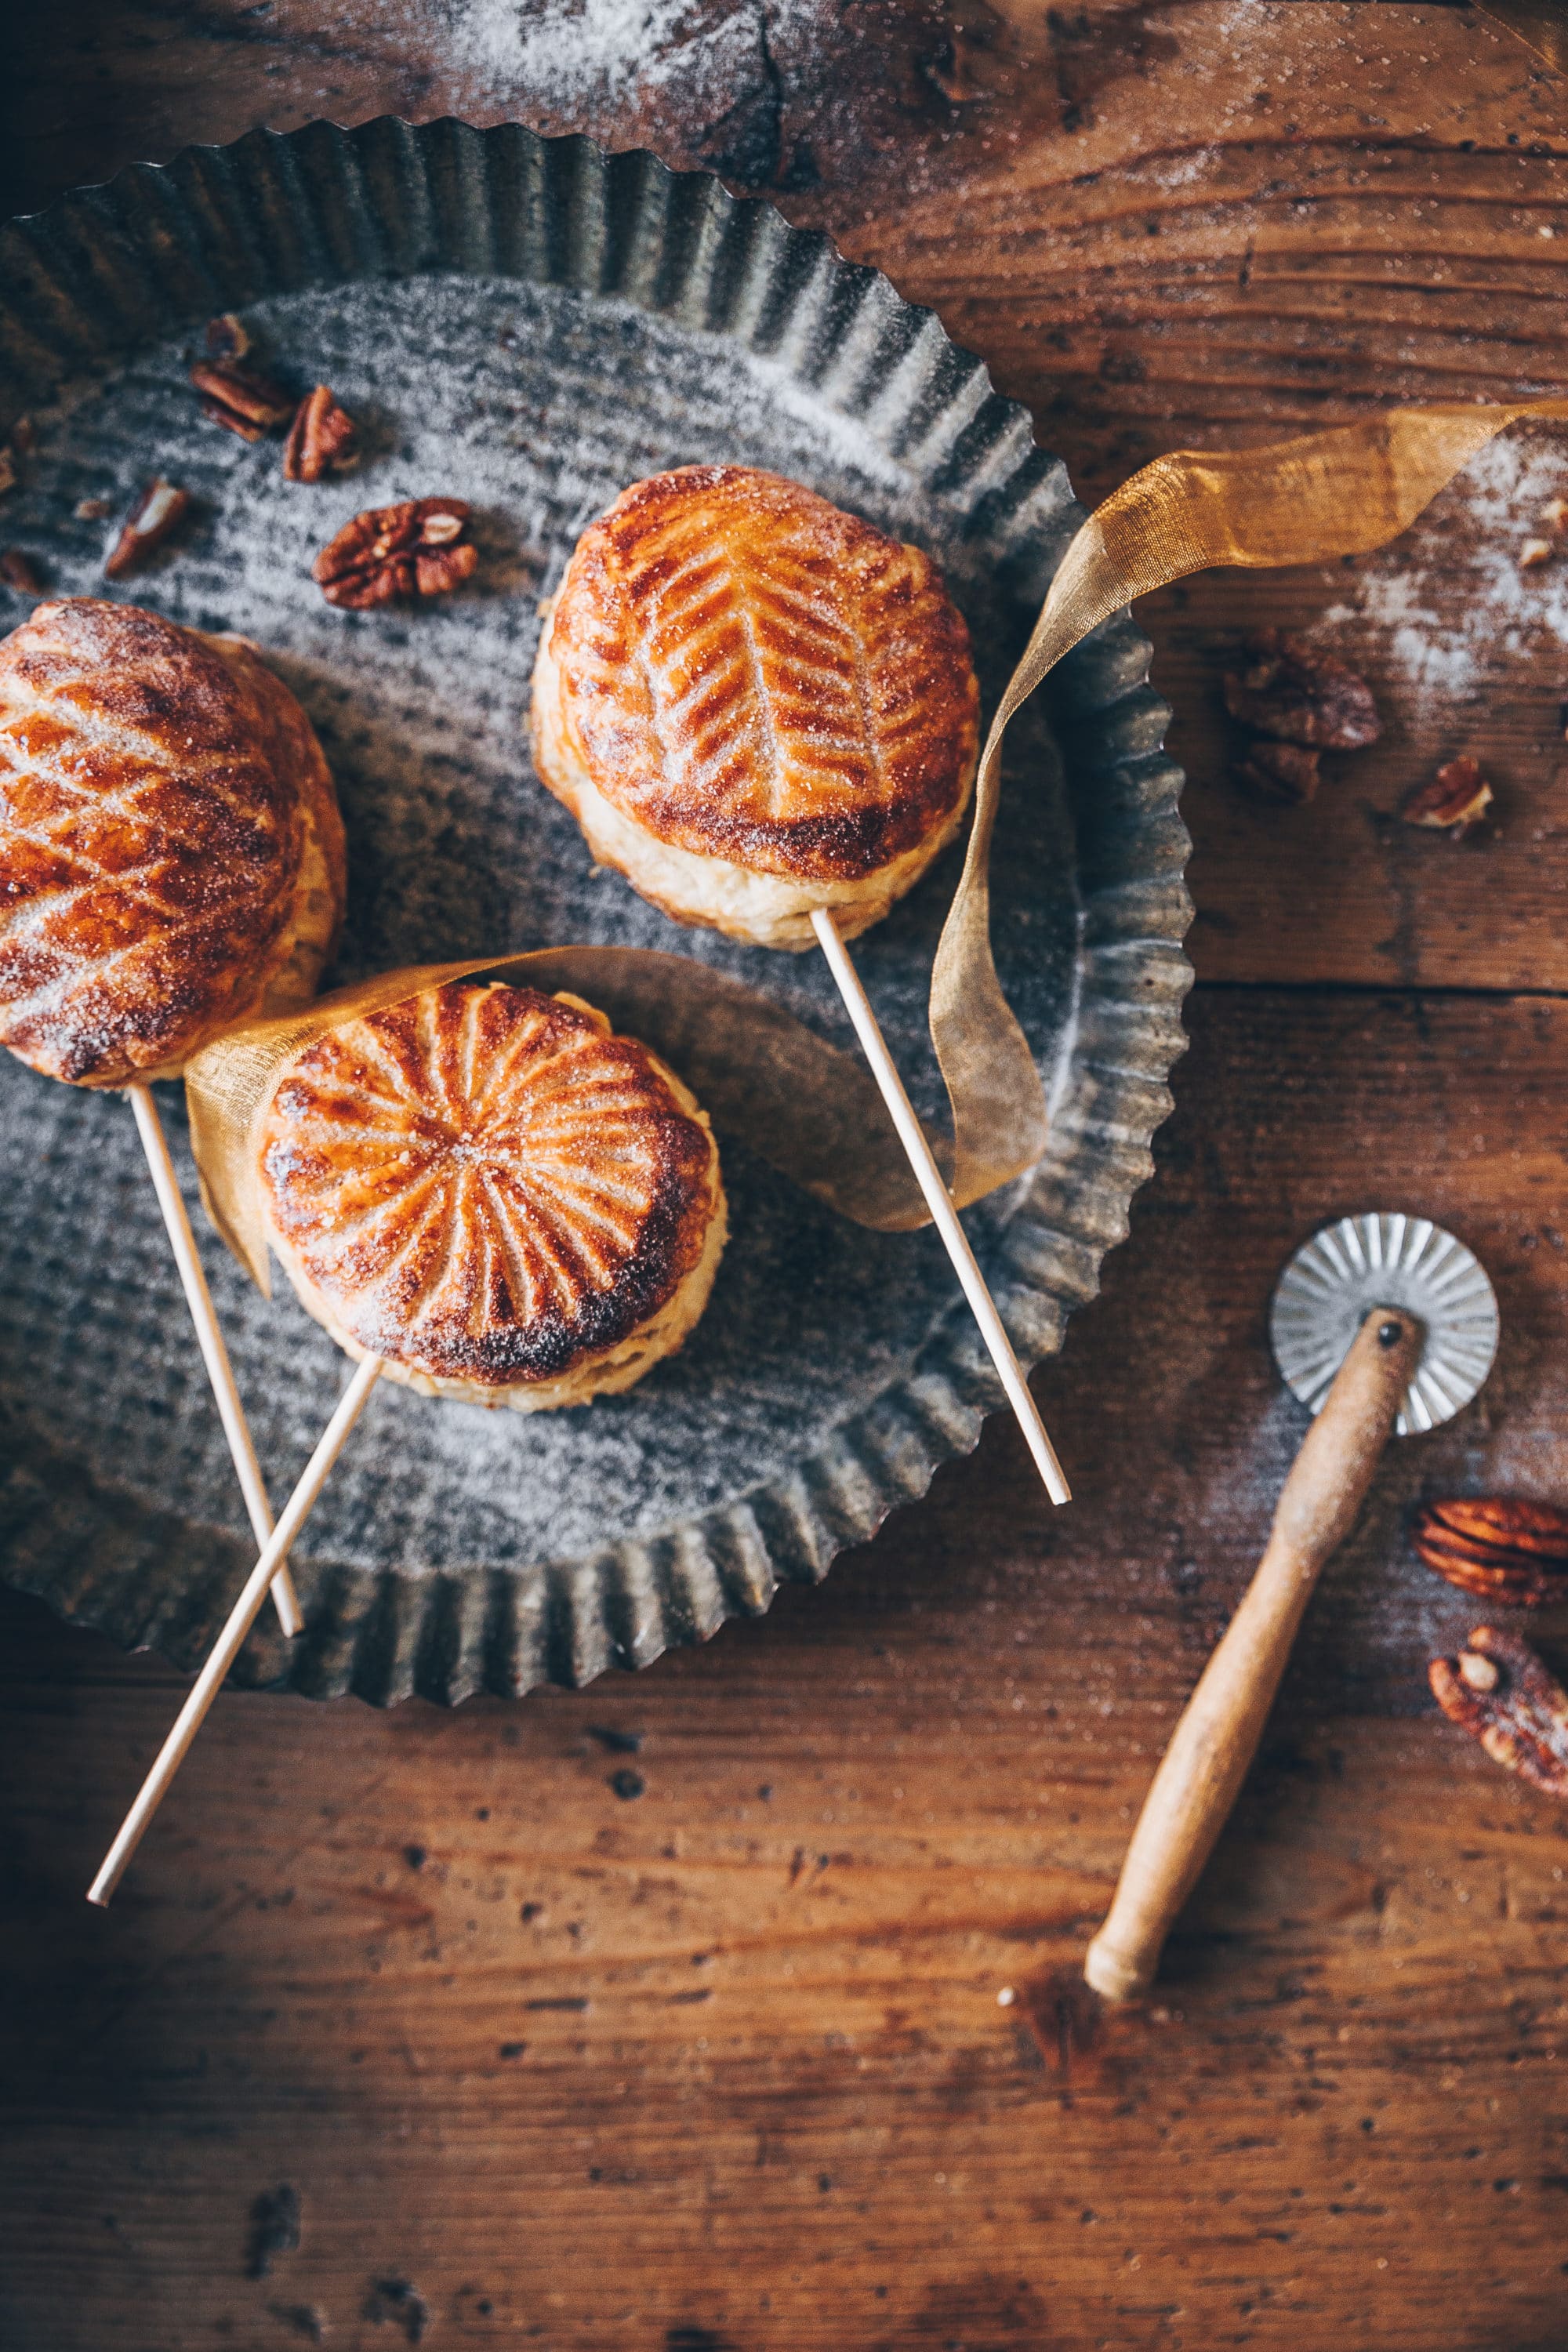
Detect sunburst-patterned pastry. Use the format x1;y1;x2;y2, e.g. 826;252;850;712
0;597;345;1087
531;465;979;949
257;979;727;1410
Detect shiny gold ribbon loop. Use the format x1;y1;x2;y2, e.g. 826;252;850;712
929;397;1568;1200
190;401;1568;1290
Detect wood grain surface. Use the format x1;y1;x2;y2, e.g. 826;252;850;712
3;5;1568;2348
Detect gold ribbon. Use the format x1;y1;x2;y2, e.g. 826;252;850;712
189;401;1568;1292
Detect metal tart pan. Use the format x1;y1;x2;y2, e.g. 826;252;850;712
0;119;1191;1700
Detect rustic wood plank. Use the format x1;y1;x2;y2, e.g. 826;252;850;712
1145;550;1568;995
836;7;1568;995
4;987;1567;2349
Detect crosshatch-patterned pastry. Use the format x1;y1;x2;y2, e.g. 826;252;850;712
531;465;980;949
0;597;345;1087
257;979;728;1411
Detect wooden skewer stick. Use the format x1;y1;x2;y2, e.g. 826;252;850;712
811;909;1070;1507
87;1352;384;1908
127;1083;303;1640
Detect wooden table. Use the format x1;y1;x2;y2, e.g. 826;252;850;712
4;8;1567;2347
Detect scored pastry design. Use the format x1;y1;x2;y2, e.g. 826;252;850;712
532;464;979;948
0;597;345;1086
258;979;727;1410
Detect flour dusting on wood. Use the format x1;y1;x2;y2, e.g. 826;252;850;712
1319;434;1568;706
439;0;769;107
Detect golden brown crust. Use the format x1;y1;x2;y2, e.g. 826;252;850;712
258;982;724;1393
537;466;979;884
212;632;346;1025
0;598;345;1087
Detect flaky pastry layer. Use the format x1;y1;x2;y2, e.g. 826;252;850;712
532;619;970;949
0;600;345;1087
530;465;978;941
259;982;726;1410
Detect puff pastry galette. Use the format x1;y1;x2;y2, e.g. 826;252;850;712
532;466;979;949
258;979;727;1411
0;598;345;1087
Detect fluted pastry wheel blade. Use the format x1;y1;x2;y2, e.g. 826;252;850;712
1269;1212;1498;1438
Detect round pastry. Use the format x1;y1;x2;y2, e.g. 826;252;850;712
0;597;346;1087
531;465;980;949
257;979;727;1411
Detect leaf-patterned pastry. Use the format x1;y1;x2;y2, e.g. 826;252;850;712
532;466;979;949
0;598;344;1085
257;980;726;1410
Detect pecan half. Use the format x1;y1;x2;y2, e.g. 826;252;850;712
1233;740;1321;805
189;360;296;442
103;478;190;579
311;498;476;608
1430;1626;1568;1798
1414;1497;1568;1605
0;550;42;593
1222;629;1381;750
0;446;16;497
205;311;252;363
1399;754;1493;839
283;386;360;482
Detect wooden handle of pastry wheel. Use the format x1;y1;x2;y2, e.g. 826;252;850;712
128;1084;303;1639
1083;1307;1423;2005
86;1352;383;1907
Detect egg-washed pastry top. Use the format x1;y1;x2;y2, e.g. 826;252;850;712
540;465;979;881
0;598;344;1086
257;981;722;1389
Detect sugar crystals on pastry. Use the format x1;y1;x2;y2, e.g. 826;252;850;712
257;978;727;1410
0;597;346;1087
531;464;979;949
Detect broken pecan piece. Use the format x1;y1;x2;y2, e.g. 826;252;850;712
0;550;42;593
103;478;190;579
189;360;296;442
1233;740;1321;805
1399;754;1493;839
205;311;252;363
312;498;476;609
1430;1626;1568;1798
1414;1497;1568;1605
1222;629;1381;750
283;386;360;483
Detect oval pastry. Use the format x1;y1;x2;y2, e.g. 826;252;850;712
531;465;979;949
258;981;727;1410
0;598;345;1086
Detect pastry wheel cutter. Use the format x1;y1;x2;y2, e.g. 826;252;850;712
1083;1211;1499;2005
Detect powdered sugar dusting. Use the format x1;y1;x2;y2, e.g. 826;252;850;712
1319;434;1568;705
441;0;765;109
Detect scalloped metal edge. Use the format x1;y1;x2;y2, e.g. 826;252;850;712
0;117;1193;1701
